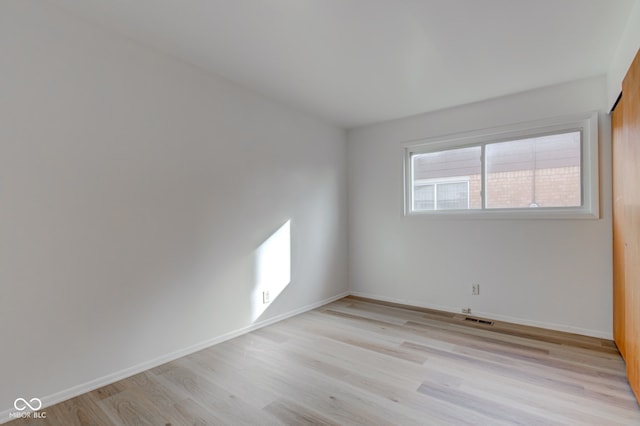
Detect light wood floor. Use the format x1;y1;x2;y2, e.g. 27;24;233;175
9;296;640;425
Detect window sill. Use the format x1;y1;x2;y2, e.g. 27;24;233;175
405;207;599;220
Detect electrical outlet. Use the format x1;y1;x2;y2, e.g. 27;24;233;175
462;308;471;314
472;284;480;295
262;291;270;304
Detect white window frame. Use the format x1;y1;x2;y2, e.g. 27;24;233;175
402;112;599;219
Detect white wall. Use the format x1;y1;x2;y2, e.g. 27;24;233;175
0;0;347;417
348;76;612;339
608;0;640;109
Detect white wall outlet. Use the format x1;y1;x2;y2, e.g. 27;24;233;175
262;291;270;304
462;308;471;314
472;284;480;295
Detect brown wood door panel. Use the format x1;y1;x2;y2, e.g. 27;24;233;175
619;47;640;403
612;101;626;359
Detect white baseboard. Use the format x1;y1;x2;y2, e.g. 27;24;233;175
348;291;613;340
0;291;349;424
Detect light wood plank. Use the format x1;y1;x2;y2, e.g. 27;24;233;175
7;296;640;425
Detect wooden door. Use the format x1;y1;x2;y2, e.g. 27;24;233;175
612;100;625;359
623;48;640;403
612;47;640;403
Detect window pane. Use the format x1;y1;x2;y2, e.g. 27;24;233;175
437;182;468;210
414;184;434;210
412;146;481;211
485;132;581;209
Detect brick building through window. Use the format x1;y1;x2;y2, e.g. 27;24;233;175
412;131;581;211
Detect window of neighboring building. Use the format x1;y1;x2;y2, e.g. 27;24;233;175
413;178;470;211
403;113;599;219
411;146;480;212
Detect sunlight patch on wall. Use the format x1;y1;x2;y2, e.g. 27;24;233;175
252;220;291;321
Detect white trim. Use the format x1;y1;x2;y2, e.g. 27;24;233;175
0;291;349;425
349;291;612;340
401;112;596;150
403;112;599;219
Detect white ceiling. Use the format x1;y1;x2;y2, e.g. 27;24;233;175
47;0;636;128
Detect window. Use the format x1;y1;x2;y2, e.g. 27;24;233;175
403;113;599;218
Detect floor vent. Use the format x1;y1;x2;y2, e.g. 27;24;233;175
464;316;495;326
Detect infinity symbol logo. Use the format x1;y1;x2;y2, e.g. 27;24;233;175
14;397;42;411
